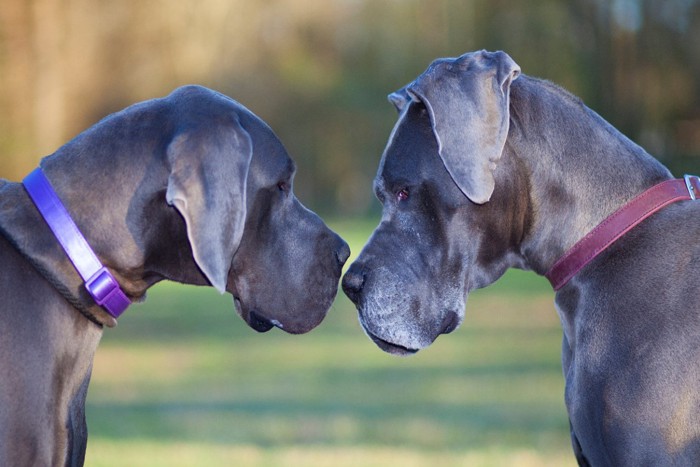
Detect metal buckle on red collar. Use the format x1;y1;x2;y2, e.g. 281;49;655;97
684;174;699;200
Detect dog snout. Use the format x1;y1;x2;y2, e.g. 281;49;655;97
342;263;366;304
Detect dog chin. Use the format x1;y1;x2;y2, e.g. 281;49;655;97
359;310;462;356
232;297;330;335
368;331;419;356
359;322;420;356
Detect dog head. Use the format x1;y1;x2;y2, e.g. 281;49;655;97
343;51;524;354
165;86;349;334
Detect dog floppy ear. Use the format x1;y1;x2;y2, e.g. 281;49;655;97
166;115;252;293
388;88;410;113
406;50;520;204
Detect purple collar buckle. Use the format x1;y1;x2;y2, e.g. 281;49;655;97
85;267;131;315
22;168;130;318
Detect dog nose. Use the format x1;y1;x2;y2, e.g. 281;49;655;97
342;263;366;304
335;238;351;266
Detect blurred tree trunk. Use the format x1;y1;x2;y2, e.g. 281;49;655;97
0;0;698;212
32;0;67;160
0;1;35;178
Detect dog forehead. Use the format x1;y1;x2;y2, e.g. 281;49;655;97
377;101;438;187
421;51;488;78
250;138;295;189
227;105;294;184
249;142;294;186
173;87;291;178
422;57;457;77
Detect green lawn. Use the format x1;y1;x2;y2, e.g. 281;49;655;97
85;220;575;466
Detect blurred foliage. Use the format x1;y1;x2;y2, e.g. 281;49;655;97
1;0;699;216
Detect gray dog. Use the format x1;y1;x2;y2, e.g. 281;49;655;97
343;50;700;465
0;85;349;466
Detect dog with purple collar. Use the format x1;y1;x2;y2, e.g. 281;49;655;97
0;85;349;466
343;50;700;465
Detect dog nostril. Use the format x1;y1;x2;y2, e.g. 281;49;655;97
341;266;365;303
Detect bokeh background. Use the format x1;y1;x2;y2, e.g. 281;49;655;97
2;0;700;216
1;1;699;466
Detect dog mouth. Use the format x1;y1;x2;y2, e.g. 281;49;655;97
233;298;278;333
364;329;419;356
359;310;461;356
439;311;460;335
247;310;275;332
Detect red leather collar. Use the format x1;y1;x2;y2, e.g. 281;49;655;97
546;175;700;291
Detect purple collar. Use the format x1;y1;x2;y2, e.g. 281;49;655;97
23;168;130;318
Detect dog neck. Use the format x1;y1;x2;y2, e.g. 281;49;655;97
0;181;119;327
39;114;213;295
505;76;672;277
0;155;206;327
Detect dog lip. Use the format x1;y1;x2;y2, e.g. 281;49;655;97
248;310;274;333
233;297;275;333
439;311;460;335
365;330;418;356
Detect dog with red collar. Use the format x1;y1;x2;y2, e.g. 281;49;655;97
343;50;700;466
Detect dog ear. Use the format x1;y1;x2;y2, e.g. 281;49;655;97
388;88;410;113
407;50;520;204
165;115;252;293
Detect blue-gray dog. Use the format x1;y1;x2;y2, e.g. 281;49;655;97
343;50;700;465
0;85;349;466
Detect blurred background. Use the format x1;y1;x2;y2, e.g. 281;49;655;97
1;0;699;217
1;1;699;466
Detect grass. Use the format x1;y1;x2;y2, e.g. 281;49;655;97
84;220;575;466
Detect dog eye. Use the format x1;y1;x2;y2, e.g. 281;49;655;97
277;181;288;192
397;188;409;201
